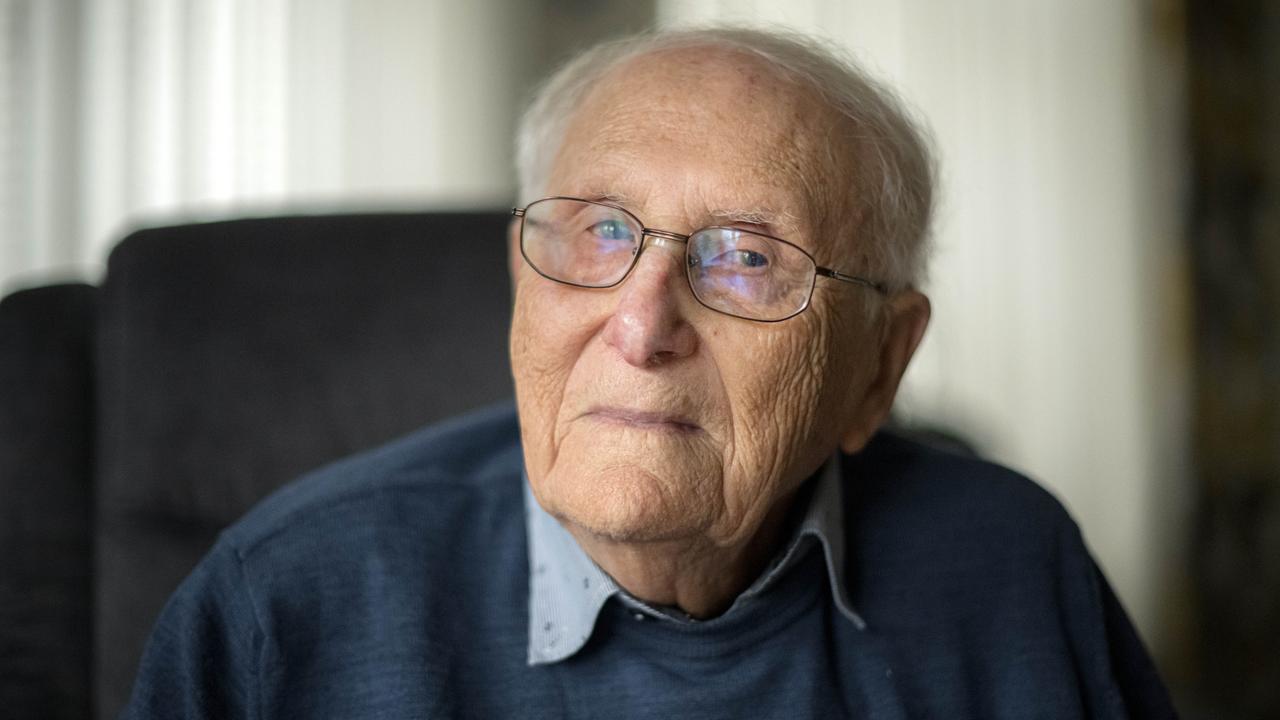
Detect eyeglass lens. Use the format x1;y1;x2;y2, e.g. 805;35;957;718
520;198;816;321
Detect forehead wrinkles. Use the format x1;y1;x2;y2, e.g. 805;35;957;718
554;55;842;246
565;140;816;240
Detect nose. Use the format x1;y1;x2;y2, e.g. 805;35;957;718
602;234;699;367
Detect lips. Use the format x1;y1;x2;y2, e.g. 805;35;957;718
583;406;702;433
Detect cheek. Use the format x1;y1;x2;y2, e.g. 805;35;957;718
714;310;852;519
510;277;603;472
511;271;598;363
722;323;829;469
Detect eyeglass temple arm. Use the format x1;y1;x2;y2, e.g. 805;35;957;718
816;267;888;294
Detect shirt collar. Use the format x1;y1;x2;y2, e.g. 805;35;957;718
525;454;865;666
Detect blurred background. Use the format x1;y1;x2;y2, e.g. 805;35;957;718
2;0;1276;717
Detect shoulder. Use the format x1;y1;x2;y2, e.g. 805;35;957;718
124;404;527;716
844;429;1076;551
842;429;1095;620
220;400;524;558
841;431;1177;715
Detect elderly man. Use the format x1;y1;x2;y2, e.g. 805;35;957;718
124;27;1174;718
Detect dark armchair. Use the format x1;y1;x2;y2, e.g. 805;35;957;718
1;211;514;719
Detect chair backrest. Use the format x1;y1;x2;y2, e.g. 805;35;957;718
0;283;97;720
93;211;513;717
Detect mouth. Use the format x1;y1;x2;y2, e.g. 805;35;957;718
583;406;703;434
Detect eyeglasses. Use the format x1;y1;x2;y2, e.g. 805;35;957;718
511;197;885;322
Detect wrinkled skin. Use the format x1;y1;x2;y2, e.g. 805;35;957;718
509;47;930;617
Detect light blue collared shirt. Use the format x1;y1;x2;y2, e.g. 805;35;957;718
525;455;866;665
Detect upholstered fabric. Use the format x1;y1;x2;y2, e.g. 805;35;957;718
0;284;97;720
90;211;511;718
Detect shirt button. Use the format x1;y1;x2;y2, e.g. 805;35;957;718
633;613;645;622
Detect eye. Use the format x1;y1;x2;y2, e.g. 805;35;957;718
707;249;769;269
588;219;635;242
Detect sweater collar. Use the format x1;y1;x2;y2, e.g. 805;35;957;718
525;455;865;666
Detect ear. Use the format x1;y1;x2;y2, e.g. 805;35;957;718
839;290;931;453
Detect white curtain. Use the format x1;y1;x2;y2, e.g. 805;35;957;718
658;0;1191;649
1;0;535;291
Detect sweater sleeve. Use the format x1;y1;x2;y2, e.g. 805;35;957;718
119;537;263;720
1093;562;1180;719
1056;516;1178;719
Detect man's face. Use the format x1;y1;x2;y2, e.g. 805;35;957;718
510;50;881;548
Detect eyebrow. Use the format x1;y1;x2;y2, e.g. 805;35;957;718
583;190;630;205
577;190;802;233
707;207;801;229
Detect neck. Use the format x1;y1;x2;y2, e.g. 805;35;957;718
565;495;798;619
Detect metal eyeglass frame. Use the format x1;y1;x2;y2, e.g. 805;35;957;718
511;196;887;323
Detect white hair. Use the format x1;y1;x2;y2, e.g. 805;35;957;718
515;26;936;291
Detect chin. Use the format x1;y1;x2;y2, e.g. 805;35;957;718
536;462;714;544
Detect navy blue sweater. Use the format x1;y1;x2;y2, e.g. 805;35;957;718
121;403;1175;718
